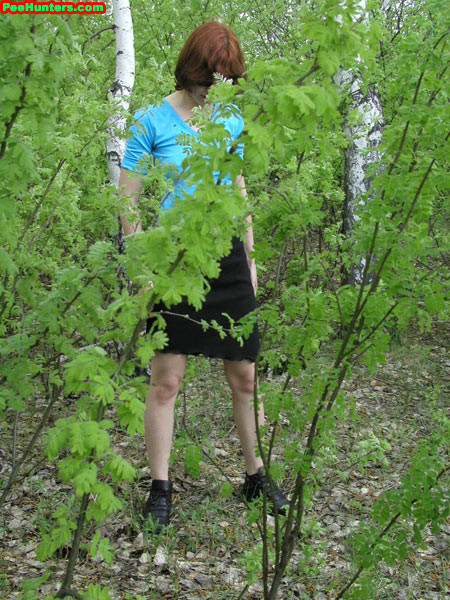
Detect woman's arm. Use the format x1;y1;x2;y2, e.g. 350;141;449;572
118;167;144;237
236;174;258;295
119;167;154;291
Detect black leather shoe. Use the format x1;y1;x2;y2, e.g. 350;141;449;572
142;479;172;533
242;467;290;516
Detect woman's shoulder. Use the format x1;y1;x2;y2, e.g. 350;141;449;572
128;100;174;141
132;100;170;123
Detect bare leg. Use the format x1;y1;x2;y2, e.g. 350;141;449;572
223;359;264;475
145;352;188;480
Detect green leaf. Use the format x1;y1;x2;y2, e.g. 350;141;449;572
84;584;112;600
22;572;51;591
73;462;98;496
103;453;136;483
36;521;75;561
46;420;70;461
184;445;202;478
0;247;18;275
86;482;122;521
97;537;114;564
220;481;233;498
116;392;145;435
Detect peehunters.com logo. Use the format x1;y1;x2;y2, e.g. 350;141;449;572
1;1;106;12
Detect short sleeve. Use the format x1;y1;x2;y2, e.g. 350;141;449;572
121;108;156;175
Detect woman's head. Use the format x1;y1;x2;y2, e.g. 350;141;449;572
174;22;245;92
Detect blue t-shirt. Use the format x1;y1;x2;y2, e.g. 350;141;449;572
121;99;244;211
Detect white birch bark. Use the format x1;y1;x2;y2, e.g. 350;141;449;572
335;0;384;284
106;0;135;189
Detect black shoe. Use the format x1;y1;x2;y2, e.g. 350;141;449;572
142;479;172;533
242;467;290;516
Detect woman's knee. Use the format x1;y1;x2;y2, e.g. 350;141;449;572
149;374;182;403
148;353;187;403
233;377;255;397
224;361;256;396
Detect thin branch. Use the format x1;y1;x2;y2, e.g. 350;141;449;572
179;390;248;506
0;264;110;372
56;249;186;595
55;493;90;599
0;381;62;509
11;412;19;470
237;584;250;600
334;467;448;600
294;59;320;87
370;143;446;296
399;151;443;233
341;301;398;361
14;159;66;254
82;25;115;55
26;116;110;255
251;236;289;592
251;59;319;124
0;62;32;160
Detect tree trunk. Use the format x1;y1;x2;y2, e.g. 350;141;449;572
106;0;135;189
55;5;136;598
106;0;135;285
335;0;384;285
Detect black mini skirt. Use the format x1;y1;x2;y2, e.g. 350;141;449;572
146;237;260;362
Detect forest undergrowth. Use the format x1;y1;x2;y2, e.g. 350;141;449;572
1;321;448;600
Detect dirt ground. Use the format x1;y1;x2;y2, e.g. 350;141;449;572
1;323;448;600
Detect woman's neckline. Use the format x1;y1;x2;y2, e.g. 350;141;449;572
163;97;216;133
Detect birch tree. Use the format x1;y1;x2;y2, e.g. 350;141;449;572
106;0;136;315
335;0;385;284
53;2;135;597
1;2;447;599
106;0;135;189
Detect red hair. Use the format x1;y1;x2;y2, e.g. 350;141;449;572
174;22;245;91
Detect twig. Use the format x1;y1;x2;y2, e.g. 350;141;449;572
179;391;241;499
0;158;65;318
55;494;90;599
251;236;291;591
250;59;319;124
14;159;66;255
334;467;448;600
11;412;19;470
237;583;249;600
82;25;115;55
55;250;186;596
0;61;32;160
0;382;62;509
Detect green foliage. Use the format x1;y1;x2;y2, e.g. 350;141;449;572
83;584;112;600
115;388;146;436
240;541;268;586
220;481;234;498
184;444;203;479
354;432;392;471
21;572;51;594
87;531;114;564
0;1;448;599
347;424;448;586
36;503;77;561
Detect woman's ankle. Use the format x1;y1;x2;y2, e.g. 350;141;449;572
245;460;264;476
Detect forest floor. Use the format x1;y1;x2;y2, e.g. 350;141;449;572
1;322;448;600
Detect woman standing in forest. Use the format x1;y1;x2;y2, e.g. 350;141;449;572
119;21;289;532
